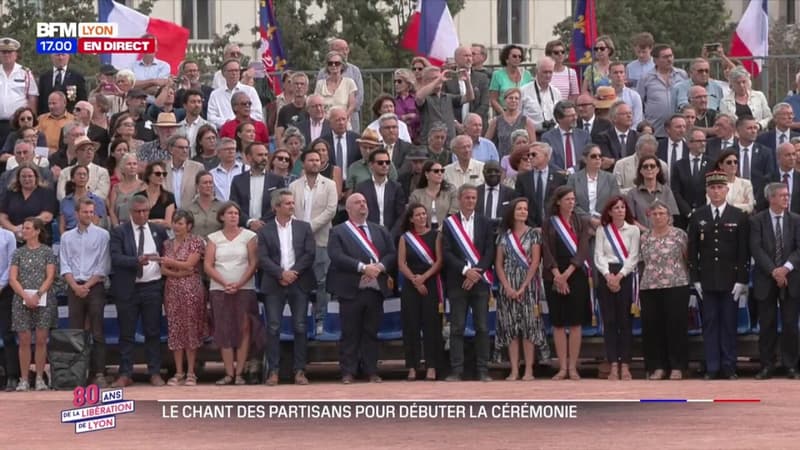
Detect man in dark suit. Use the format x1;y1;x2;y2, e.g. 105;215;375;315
705;113;737;162
755;103;799;153
230;142;285;230
597;101;638;170
109;195;169;388
377;113;414;171
442;184;496;382
296;94;330;145
443;46;491;129
515;142;568;227
758;143;800;213
327;193;396;384
321;107;361;181
541;100;591;171
671;129;715;228
750;182;800;380
732;115;776;203
656;114;688;169
355;149;405;236
37;53;87;114
257;190;316;386
476;161;515;231
576;92;612;140
688;171;750;380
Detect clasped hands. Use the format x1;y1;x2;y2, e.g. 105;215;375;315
279;270;299;286
604;272;623;293
553;272;571;295
462;268;482;291
772;267;790;288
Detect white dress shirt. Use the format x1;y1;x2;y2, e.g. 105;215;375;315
52;66;66;86
739;144;753;179
373;177;387;226
207;82;264;128
781;170;794;198
667;139;685;168
777;129;791;149
521;81;562;130
132;222;161;283
249;173;265;221
459;211;476;275
171;163;185;208
276;218;295;271
179;115;211;153
333;133;350;179
561;129;577;172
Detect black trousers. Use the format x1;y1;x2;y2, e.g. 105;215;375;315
448;283;490;374
597;265;633;364
640;286;689;372
68;283;107;375
0;286;19;380
401;283;443;370
757;285;799;369
339;289;383;377
116;280;163;377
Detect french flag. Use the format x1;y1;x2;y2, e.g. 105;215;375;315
98;0;190;75
729;0;768;77
400;0;459;66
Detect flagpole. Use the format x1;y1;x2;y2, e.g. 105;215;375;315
759;0;769;99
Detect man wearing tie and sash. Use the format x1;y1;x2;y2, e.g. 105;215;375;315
442;185;496;381
327;193;396;384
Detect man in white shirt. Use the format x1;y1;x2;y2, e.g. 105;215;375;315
0;37;39;145
657;114;688;169
178;89;211;152
211;137;248;201
0;225;19;391
207;59;263;128
57;136;111;200
212;44;243;90
521;56;562;132
445;134;484;188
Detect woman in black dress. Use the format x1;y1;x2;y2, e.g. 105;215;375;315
397;203;443;381
136;160;175;228
541;185;592;380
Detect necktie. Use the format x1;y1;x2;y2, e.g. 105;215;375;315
583;122;590;132
780;133;787;145
564;132;573;169
336;135;344;171
692;157;700;177
775;216;784;265
136;225;145;278
487;187;496;219
783;173;790;186
54;69;63;88
741;147;750;179
536;171;545;220
714;208;720;223
359;224;371;241
671;142;678;166
619;133;626;148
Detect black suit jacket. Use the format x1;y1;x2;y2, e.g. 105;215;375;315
387;140;414;173
657;139;689;166
757;170;800;213
297;118;331;148
705;136;736;163
476;183;516;224
749;210;800;300
322;130;361;169
733;142;776;202
671;154;714;219
326;221;397;299
598;128;638;162
578;117;612;142
229;171;285;226
37;68;87;114
355;179;405;236
109;222;169;302
687;204;750;291
257;219;316;293
441;213;496;291
514;167;568;227
755;129;800;152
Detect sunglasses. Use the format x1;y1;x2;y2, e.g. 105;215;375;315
274;156;291;163
594;46;608;51
327;61;342;67
373;160;391;166
724;159;738;165
509;53;522;59
429;168;445;174
394;79;404;84
528;152;538;158
73;107;82;112
641;164;658;170
152;171;167;176
588;154;602;159
412;66;424;71
19;116;33;121
549;50;565;55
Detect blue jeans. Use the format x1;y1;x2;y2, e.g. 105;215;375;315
265;284;308;373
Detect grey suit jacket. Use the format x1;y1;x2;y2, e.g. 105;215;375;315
567;169;620;218
541;127;591;171
443;71;491;127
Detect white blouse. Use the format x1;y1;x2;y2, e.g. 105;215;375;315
593;221;641;277
207;228;256;291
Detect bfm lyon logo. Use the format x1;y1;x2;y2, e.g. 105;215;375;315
60;384;135;434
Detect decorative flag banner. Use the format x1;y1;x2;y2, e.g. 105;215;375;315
569;0;597;85
400;0;460;66
258;0;288;95
729;0;769;77
97;0;189;75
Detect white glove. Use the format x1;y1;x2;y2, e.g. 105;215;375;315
731;283;748;302
693;282;703;300
688;295;699;309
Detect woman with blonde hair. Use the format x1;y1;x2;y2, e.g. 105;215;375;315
394;68;420;142
314;51;358;127
410;57;432;86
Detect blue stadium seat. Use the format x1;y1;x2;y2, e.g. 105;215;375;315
377;298;402;340
315;301;341;341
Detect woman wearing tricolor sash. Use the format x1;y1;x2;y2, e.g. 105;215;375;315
593;196;640;381
541;186;592;380
495;198;549;381
397;204;443;381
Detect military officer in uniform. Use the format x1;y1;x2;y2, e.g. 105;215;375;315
0;38;39;147
688;170;750;380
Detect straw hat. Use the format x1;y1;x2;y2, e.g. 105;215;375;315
153;112;180;128
355;128;382;147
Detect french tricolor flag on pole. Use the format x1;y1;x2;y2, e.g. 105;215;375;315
729;0;769;77
400;0;460;66
98;0;190;75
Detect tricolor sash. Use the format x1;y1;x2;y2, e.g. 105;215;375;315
550;215;599;326
345;221;380;263
444;215;494;285
602;223;641;317
505;230;530;269
403;231;445;312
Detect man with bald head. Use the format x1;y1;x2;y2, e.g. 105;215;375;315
443;46;490;129
521;56;562;133
673;57;724;112
317;38;364;131
327;192;396;384
687;85;717;134
38;91;74;150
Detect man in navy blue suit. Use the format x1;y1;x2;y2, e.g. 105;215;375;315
327;193;396;384
109;195;169;388
229;142;285;231
540;100;590;172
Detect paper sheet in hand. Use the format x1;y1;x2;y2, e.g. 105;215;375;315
23;289;47;307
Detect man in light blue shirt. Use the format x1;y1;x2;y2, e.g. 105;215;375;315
460;113;499;162
672;58;724;112
0;227;18;391
60;198;111;387
625;32;655;89
130;34;171;96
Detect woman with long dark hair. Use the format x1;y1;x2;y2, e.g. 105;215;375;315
397;203;443;381
308;138;343;196
135;161;175;228
192;125;220;170
408;160;458;230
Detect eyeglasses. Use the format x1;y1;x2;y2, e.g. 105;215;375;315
588;154;602;159
593;46;608;51
429;168;445;174
509;53;522;59
394;79;404;84
690;139;707;143
327;61;342;67
152;171;167;176
576;103;594;107
641;164;658;170
724;159;738;165
549;50;565;55
373;160;390;166
695;69;710;73
412;66;424;71
274;156;290;163
237;101;252;106
229;52;242;57
528;152;538;158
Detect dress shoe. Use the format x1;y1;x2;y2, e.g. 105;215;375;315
648;369;665;380
113;376;134;388
368;375;382;383
294;371;309;385
445;373;462;382
722;372;738;380
150;374;166;387
477;371;492;382
5;378;18;392
754;367;772;380
265;371;279;386
93;373;110;388
342;374;355;384
787;368;800;380
703;372;718;380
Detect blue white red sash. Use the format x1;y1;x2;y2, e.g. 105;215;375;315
344;221;380;262
550;215;599;326
505;230;530;269
403;231;444;309
602;223;640;317
444;215;494;285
